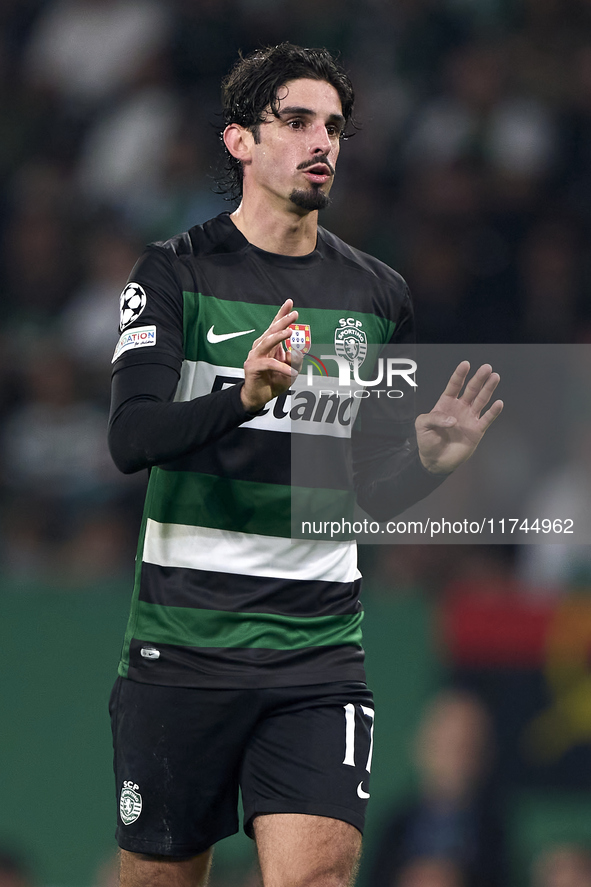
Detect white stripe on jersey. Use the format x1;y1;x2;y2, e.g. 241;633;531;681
175;360;362;439
143;519;361;583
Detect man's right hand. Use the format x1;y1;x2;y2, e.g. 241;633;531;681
240;299;301;413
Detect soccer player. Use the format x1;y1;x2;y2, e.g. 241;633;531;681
108;43;502;887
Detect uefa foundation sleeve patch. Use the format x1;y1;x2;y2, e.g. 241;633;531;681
112;325;157;363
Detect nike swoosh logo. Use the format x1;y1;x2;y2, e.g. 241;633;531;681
207;325;255;344
357;781;370;799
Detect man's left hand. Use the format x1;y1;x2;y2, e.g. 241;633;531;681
416;361;503;475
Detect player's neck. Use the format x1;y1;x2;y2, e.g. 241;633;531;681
230;198;318;256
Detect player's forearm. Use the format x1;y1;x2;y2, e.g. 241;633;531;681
108;390;248;473
353;439;448;521
108;363;253;473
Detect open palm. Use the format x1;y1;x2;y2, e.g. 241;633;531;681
416;361;503;475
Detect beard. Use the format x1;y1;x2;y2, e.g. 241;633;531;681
289;186;331;212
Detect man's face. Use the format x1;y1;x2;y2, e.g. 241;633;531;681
246;78;344;213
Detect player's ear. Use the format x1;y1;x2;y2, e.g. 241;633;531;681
223;124;254;164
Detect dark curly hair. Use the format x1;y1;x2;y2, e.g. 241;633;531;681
218;43;355;201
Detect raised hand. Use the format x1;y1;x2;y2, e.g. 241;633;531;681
416;361;503;475
240;299;302;413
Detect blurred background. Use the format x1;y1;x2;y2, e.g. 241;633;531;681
2;0;591;884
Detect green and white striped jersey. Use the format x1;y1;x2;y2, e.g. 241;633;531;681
111;213;413;688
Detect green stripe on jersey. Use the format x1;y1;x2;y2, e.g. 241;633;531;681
183;293;274;367
134;601;364;650
182;292;396;366
146;469;355;538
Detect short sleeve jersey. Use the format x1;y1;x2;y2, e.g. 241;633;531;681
112;213;413;689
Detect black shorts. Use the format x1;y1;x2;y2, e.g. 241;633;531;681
109;676;375;857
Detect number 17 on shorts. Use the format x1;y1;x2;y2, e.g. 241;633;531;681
343;703;375;799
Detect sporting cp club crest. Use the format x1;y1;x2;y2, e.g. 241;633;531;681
285;323;311;354
335;320;368;368
120;782;142;825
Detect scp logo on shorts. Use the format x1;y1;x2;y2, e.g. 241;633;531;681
120;282;147;330
120;781;142;825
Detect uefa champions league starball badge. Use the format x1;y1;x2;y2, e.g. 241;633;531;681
119;781;143;825
119;282;147;330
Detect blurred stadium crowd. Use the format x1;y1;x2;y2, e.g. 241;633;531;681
0;0;590;583
2;0;591;586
